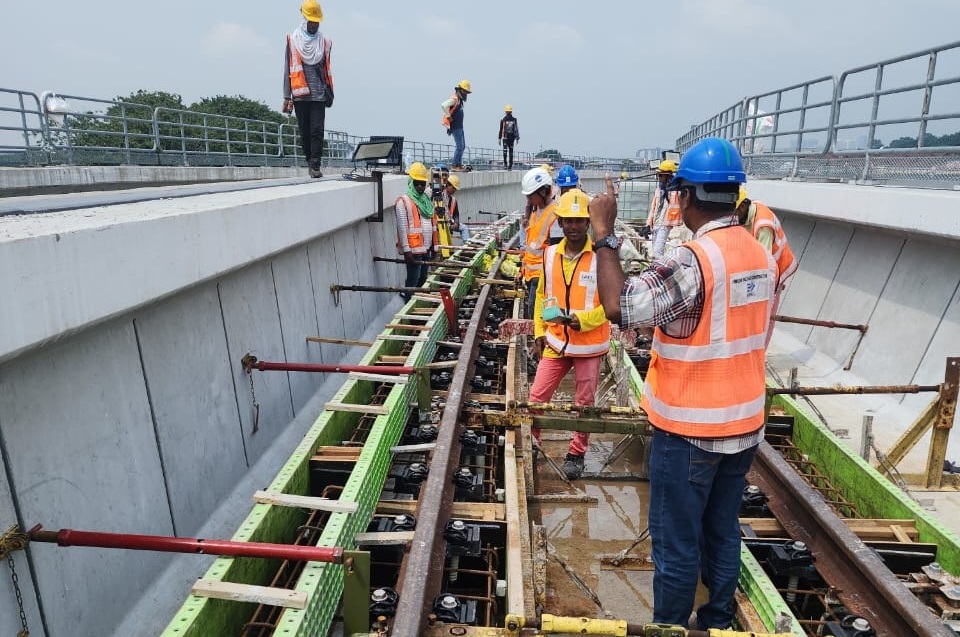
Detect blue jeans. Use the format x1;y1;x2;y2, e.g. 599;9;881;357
451;128;465;166
402;255;430;301
648;429;758;629
525;277;538;319
459;225;471;241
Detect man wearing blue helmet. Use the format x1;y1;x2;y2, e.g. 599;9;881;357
555;164;581;195
588;137;777;631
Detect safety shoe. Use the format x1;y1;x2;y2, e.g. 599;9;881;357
562;453;585;480
308;164;323;178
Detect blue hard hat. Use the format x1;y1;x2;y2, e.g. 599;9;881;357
556;164;579;188
669;137;745;189
434;162;448;171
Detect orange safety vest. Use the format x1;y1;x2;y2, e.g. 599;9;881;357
641;226;776;438
542;244;610;357
752;202;797;288
522;201;558;281
647;188;682;228
287;36;310;97
287;36;334;99
396;195;438;254
441;93;460;130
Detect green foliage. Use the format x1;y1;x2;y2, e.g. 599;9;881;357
886;132;960;149
63;89;288;156
535;149;562;161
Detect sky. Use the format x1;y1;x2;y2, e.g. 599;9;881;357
2;0;960;158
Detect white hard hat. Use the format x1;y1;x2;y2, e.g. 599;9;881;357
521;167;552;195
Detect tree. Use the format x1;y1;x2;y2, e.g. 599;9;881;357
68;90;186;151
181;95;286;155
189;95;284;125
535;149;562;162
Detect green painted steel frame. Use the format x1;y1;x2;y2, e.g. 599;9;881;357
774;393;960;572
160;230;512;637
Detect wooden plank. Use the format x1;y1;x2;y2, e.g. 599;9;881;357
377;500;505;521
466;393;506;404
409;307;437;315
191;580;307;610
503;429;531;619
313;446;362;458
376;335;430;342
412;293;442;302
353;531;416;546
324;402;390;415
254;490;359;513
384;323;434;332
890;524;913;543
393;314;432;321
389;442;437;454
347;372;409;384
377;355;409;365
739;517;918;540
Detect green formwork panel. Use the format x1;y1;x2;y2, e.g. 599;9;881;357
161;240;493;637
774;394;960;573
739;547;805;636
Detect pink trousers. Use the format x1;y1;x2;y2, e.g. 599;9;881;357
529;354;602;456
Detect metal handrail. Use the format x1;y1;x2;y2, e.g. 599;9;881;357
676;40;960;185
0;87;636;171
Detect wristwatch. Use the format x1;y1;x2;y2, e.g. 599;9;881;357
593;234;622;251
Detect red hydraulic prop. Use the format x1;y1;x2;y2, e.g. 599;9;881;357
27;525;344;563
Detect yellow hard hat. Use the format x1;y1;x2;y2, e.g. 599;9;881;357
620;171;628;180
504;104;513;112
300;0;323;22
657;159;678;174
407;161;430;182
736;186;749;208
554;189;590;219
446;174;460;190
539;163;554;175
457;79;472;93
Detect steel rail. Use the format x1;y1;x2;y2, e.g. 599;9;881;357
749;441;955;637
389;246;512;636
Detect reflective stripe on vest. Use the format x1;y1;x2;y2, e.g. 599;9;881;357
397;195;436;253
641;226;775;437
287;36;310;97
442;93;460;129
542;244;610;357
648;189;682;227
752;202;797;287
522;201;558;279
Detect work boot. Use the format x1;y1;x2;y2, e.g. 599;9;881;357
562;453;585;480
308;163;323;178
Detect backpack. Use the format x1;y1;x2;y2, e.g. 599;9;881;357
503;119;516;138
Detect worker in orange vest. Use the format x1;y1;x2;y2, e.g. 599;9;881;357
518;167;563;318
646;159;682;257
441;79;472;170
589;138;776;631
395;162;439;301
531;189;610;480
282;0;334;179
736;187;798;347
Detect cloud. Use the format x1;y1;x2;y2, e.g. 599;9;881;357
201;22;269;57
421;15;458;37
520;22;585;52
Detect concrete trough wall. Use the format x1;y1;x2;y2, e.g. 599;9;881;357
751;180;960;404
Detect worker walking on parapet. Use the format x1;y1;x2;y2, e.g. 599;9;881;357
518;167;563;319
646;160;681;257
498;105;519;170
531;189;610;480
442;80;472;170
590;138;776;630
737;187;797;347
445;175;470;243
395;162;438;301
282;0;334;179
